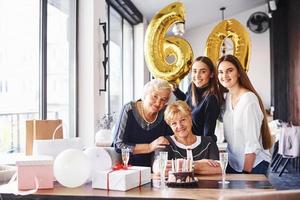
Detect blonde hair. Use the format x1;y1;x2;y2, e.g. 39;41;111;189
164;100;191;125
143;78;172;100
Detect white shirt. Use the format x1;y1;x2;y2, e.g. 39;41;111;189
223;92;271;172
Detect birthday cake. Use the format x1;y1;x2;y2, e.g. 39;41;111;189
167;171;195;183
166;171;197;188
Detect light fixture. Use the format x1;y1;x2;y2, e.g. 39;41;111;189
172;22;185;36
268;0;277;11
220;7;226;21
220;7;226;55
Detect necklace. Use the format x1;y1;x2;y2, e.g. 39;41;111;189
140;101;158;127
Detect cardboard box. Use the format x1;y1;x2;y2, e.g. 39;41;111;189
92;166;151;191
16;156;54;190
26;120;63;155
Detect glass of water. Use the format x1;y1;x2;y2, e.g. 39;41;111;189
218;151;230;185
159;151;168;189
121;148;130;168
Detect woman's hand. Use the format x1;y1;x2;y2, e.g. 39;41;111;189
149;136;169;152
132;136;169;154
244;153;256;172
169;82;178;91
194;159;221;174
202;159;220;167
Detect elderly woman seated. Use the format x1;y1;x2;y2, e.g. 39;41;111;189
153;100;221;175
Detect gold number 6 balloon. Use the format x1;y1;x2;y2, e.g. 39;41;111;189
205;19;251;72
144;2;194;84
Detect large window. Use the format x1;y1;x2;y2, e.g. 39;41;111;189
47;0;77;138
123;20;134;104
0;0;77;153
108;6;134;115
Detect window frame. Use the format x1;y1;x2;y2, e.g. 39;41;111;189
107;4;135;114
40;0;78;136
0;0;78;154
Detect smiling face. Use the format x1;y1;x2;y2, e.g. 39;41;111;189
144;89;170;113
164;101;193;140
191;61;213;88
218;60;240;89
169;114;192;139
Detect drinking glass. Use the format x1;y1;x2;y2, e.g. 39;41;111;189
159;151;168;189
218;151;230;185
121;148;130;168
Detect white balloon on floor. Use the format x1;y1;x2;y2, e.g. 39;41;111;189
54;149;90;188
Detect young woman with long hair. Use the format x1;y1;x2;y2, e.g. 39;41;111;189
217;54;272;174
172;56;223;142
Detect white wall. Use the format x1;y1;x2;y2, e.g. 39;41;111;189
134;18;150;100
184;4;271;108
78;0;107;147
78;1;149;147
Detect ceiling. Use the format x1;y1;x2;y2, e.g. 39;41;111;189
130;0;267;30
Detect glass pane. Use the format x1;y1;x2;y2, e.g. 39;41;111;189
123;20;133;104
0;0;39;153
109;8;123;115
47;0;76;137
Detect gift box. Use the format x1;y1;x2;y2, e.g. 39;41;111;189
92;166;151;191
26;120;63;155
16;156;54;190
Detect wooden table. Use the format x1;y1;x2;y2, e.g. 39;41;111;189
0;174;275;200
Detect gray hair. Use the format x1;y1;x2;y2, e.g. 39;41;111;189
143;78;172;100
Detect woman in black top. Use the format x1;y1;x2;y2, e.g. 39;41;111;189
172;56;223;142
112;79;173;167
153;100;221;175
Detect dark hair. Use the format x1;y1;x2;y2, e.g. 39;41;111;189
217;54;272;150
191;56;223;106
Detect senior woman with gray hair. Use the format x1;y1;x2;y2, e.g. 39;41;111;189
112;79;173;167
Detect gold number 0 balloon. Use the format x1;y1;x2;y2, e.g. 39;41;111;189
144;2;194;84
205;19;251;72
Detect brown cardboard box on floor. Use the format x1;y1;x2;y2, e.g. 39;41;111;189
26;120;63;155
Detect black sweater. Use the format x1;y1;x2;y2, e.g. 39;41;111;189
112;100;173;167
173;84;220;141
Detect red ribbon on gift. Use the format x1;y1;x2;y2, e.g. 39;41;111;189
112;163;132;170
106;164;142;191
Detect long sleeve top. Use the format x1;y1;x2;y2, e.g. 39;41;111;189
112;100;173;167
222;92;271;172
173;84;220;141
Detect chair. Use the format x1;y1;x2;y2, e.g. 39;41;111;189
269;120;282;169
272;124;300;176
219;189;300;200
